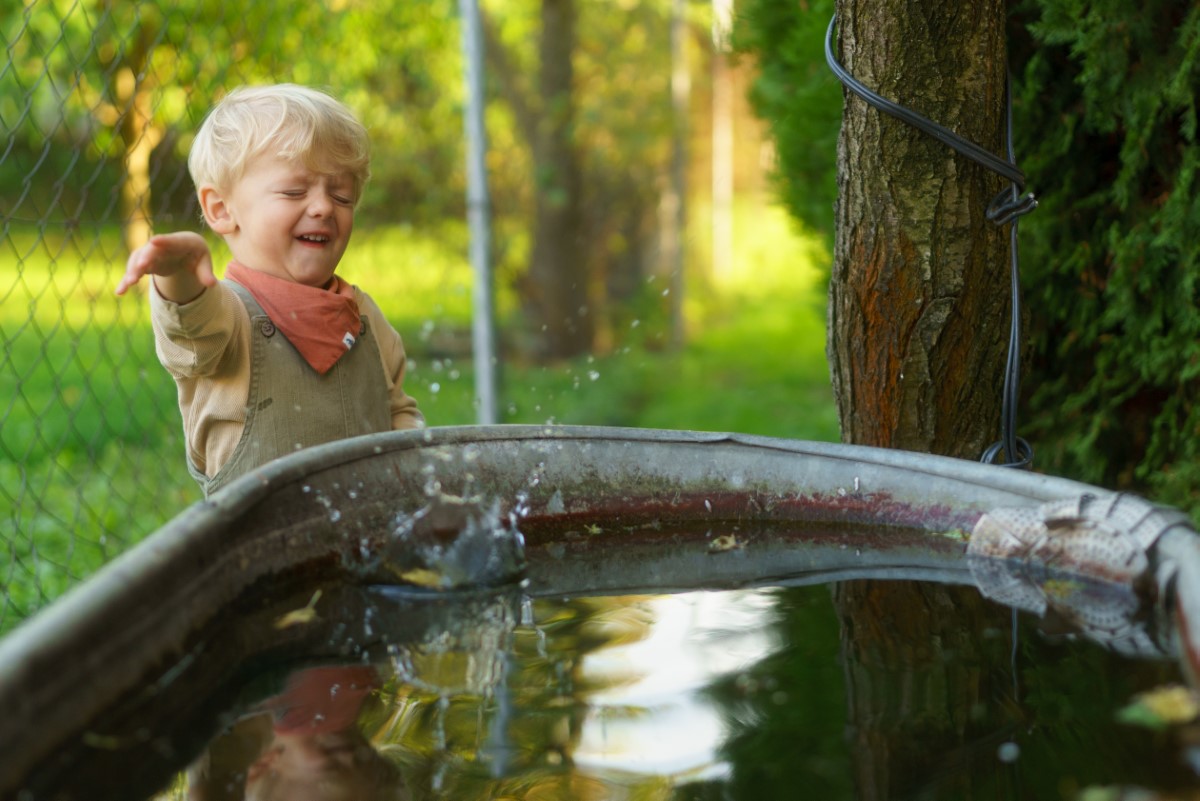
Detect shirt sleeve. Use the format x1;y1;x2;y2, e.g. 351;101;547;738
356;290;425;431
149;280;253;477
149;280;246;378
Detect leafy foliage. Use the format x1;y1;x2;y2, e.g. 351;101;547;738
1012;0;1200;518
731;0;840;240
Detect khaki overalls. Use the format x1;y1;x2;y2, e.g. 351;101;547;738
191;281;391;497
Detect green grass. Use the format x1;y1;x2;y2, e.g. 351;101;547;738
0;204;836;634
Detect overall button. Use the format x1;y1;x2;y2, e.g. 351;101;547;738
261;321;276;337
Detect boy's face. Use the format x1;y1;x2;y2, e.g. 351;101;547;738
206;153;356;288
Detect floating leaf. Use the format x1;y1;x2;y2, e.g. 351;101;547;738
82;732;125;750
1075;788;1122;801
1117;684;1200;730
708;534;741;553
274;589;322;629
397;567;446;588
1042;578;1083;601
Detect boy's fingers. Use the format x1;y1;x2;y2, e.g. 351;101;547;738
114;248;151;295
196;253;217;286
115;232;215;295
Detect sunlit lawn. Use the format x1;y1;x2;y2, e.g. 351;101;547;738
0;201;836;632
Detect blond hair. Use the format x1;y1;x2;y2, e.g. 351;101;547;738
189;84;371;202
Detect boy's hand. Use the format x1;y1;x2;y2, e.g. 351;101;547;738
115;232;217;302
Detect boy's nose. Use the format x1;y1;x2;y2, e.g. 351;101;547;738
307;192;334;217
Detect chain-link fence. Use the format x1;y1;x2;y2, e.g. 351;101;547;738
0;0;481;633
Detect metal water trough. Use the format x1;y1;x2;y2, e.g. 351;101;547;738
2;424;1198;798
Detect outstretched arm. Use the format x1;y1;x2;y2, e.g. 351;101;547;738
115;232;217;303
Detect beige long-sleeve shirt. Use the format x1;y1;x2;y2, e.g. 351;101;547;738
150;280;423;478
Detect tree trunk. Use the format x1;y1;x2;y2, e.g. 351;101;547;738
118;77;163;255
662;0;689;350
710;0;735;282
110;15;164;255
828;3;1016;798
528;0;591;360
829;0;1011;459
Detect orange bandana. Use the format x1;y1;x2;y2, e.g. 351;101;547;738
266;665;379;735
226;262;362;375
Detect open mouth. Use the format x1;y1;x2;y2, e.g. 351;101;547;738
297;234;331;245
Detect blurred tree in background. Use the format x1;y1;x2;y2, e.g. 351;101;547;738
735;0;1200;521
482;0;681;360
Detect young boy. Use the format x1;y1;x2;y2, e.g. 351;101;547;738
115;84;423;496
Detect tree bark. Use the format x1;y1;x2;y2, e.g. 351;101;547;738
829;0;1011;459
828;2;1017;798
528;0;591;360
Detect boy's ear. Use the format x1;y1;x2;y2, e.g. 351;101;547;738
198;185;237;235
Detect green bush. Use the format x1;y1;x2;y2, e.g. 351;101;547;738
1013;1;1200;518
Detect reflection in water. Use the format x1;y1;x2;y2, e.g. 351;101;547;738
191;665;408;801
572;591;776;778
372;590;781;798
169;584;1197;801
